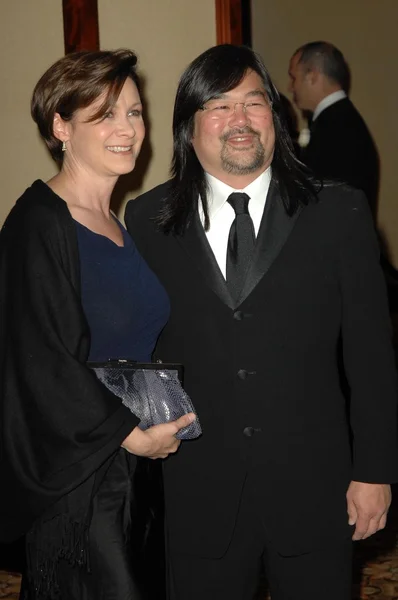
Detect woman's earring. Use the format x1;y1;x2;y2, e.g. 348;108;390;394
62;141;67;152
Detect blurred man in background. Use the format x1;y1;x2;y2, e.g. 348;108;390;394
289;41;379;216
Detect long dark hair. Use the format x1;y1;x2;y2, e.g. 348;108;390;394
159;44;320;235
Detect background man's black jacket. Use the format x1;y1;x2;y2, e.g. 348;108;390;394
302;98;379;215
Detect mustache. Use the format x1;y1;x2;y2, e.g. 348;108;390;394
220;127;260;143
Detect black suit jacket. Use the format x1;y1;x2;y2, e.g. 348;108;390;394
302;98;379;215
125;180;397;557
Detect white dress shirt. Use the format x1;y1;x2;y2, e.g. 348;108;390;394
312;90;347;122
198;168;272;278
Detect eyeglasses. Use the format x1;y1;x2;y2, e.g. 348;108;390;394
200;99;272;120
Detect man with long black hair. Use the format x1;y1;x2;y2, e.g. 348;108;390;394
125;45;397;600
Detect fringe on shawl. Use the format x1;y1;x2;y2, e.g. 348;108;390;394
25;512;90;599
24;473;97;600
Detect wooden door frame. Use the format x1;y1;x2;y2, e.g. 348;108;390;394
62;1;251;55
62;0;99;54
215;0;251;46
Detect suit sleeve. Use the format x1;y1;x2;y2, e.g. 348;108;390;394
0;204;139;540
338;191;398;483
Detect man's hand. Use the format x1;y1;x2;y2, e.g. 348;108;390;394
121;413;196;459
346;481;391;540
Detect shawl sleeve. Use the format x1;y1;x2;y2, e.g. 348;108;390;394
0;188;140;541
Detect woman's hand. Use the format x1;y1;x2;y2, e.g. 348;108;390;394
121;413;196;459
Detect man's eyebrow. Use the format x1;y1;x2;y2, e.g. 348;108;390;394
245;89;268;99
210;89;268;100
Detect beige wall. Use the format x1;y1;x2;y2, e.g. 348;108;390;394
0;0;216;225
0;1;64;226
252;0;398;266
98;0;216;212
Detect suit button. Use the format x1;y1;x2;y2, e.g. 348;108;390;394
243;427;254;437
237;369;248;380
233;311;253;320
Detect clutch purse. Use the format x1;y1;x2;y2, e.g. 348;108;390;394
88;359;202;440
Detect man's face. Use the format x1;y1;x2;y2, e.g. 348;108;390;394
288;52;313;111
191;70;275;186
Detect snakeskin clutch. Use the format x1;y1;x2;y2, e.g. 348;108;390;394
88;359;202;440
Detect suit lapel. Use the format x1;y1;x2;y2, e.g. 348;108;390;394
175;180;302;310
237;179;302;305
176;212;235;309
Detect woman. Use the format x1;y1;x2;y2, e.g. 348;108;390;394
0;49;194;599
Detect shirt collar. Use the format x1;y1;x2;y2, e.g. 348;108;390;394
204;167;272;220
313;90;347;121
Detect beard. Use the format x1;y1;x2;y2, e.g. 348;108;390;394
220;127;266;175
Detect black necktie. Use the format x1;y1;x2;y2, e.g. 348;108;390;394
226;192;255;301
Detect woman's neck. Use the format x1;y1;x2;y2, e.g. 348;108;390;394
47;168;117;216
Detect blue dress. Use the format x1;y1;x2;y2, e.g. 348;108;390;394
77;219;169;363
59;220;169;600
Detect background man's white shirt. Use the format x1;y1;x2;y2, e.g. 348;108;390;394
312;90;347;121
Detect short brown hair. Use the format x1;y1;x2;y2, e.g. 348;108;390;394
31;49;140;162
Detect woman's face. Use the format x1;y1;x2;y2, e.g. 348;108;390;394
59;77;145;179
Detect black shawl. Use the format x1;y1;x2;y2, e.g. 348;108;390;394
0;180;139;588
